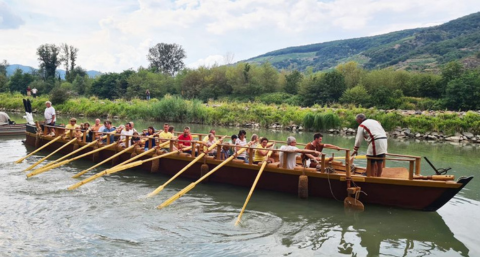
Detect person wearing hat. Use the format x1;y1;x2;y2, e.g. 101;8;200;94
44;101;56;136
65;118;80;139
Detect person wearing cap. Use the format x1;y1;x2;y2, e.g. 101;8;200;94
44;101;56;136
64;118;80;139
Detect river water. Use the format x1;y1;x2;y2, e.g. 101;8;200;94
1;114;479;256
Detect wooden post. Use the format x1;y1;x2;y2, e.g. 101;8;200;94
248;148;253;165
366;156;372;177
345;150;351;177
83;130;87;142
169;140;174;152
107;132;111;144
282;150;288;169
409;160;414;180
216;145;221;160
415;157;421;175
320;153;325;173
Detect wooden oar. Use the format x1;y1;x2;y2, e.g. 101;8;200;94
15;135;62;164
38;135;108;170
146;136;226;198
24;137;77;171
67;141;171;190
72;135;156;178
235;144;275;226
157;145;249;209
26;141;120;178
333;155;366;160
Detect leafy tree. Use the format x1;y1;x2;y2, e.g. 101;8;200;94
284;70;302;94
335;61;364;89
0;74;8;92
445;70;480;110
8;69;34;93
61;44;80;82
37;44;62;80
28;80;53;95
340;85;370;106
0;60;8;76
324;70;346;101
126;69;174;99
90;70;135;99
147;43;186;76
258;62;278;93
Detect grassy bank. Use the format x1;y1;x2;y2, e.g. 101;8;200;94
1;93;479;135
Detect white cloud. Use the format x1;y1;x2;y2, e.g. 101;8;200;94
0;0;479;72
188;54;225;68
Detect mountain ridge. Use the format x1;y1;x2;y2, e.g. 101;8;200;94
246;12;480;72
6;64;102;79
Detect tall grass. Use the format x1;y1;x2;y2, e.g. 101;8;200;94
1;92;478;134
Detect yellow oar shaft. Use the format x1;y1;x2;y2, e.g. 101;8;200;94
67;142;170;190
333;155;366;160
105;151;180;176
147;136;226;198
24;138;77;171
235;146;275;226
157;147;248;209
15;135;62;163
72;144;133;178
41;136;107;169
27;142;118;177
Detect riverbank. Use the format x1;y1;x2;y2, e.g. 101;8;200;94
1;93;479;141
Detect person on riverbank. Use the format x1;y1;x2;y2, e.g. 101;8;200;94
352;113;388;177
302;133;341;168
144;126;157;150
44;101;56;136
235;130;248;162
32;87;38;98
178;126;193;154
146;89;150;100
26;86;31;96
253;137;274;164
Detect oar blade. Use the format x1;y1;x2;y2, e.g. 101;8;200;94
157;183;195;209
146;186;165;198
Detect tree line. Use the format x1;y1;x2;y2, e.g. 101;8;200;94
0;43;479;111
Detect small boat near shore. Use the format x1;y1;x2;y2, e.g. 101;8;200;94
0;123;26;136
22;123;473;212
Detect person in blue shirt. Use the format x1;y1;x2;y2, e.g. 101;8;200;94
144;126;157;151
102;120;116;144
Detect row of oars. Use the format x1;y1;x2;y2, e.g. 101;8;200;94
15;135;366;225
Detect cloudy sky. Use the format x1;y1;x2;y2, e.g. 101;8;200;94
0;0;479;72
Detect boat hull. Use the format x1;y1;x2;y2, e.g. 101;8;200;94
24;125;472;211
0;124;26;136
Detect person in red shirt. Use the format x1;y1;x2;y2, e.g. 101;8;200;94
178;126;193;155
302;133;340;168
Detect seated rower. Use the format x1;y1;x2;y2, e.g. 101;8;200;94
73;126;84;142
120;122;134;148
279;136;320;170
235;130;248;163
131;131;142;146
101;120;116;144
204;133;217;156
221;134;237;159
253;137;274;164
144;126;157;151
178;126;193;154
302;133;341;169
64;118;80;139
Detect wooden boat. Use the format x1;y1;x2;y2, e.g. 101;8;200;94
0;123;26;136
23;124;473;211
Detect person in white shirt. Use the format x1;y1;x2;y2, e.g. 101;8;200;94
352;113;388;177
120;122;134;147
44;101;56;136
235;130;248;163
32;88;38;98
279;136;301;169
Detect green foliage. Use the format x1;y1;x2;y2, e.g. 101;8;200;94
445;70;480;110
8;69;34;94
147;43;186;76
284;70;302;94
340;85;370;106
50;87;70;104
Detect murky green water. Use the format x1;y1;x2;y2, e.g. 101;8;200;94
1;114;479;256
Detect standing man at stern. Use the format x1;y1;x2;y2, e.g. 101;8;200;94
44;101;56;136
352;114;387;177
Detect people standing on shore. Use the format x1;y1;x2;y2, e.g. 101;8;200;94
44;101;56;136
352;114;388;177
32;87;38;98
146;89;150;100
26;86;31;96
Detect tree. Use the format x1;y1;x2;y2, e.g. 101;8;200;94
0;60;8;76
340;85;370;106
61;44;80;82
335;61;364;89
37;44;61;80
284;70;302;94
445;70;480;110
8;69;34;93
147;43;186;76
258;62;278;93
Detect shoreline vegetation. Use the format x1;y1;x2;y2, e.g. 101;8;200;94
1;93;479;143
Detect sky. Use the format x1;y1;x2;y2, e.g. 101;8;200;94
0;0;479;72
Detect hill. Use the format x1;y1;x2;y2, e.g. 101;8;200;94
6;64;102;79
246;12;480;72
